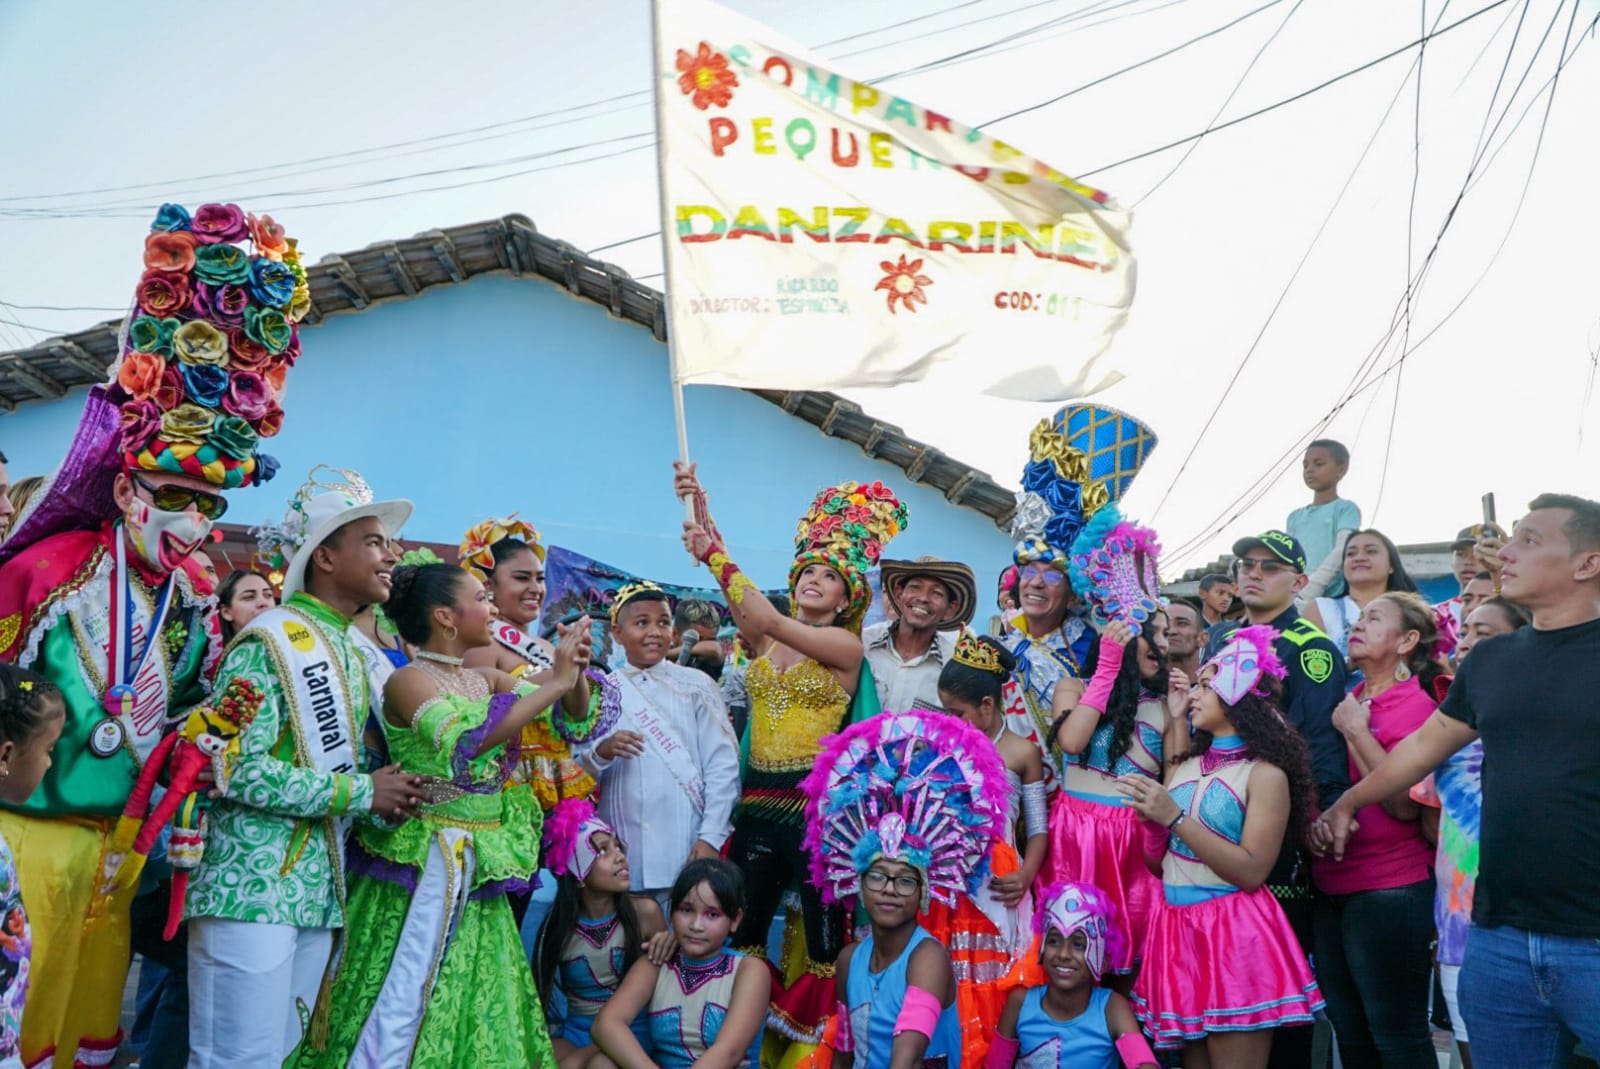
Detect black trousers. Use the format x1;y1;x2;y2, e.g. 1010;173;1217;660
726;818;845;965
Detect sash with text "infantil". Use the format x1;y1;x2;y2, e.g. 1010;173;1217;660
610;666;706;814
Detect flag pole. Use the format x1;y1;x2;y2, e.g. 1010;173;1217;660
652;0;696;521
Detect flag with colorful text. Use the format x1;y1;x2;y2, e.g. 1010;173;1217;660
654;0;1136;402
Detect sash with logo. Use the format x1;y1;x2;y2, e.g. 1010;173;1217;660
243;606;363;887
610;666;706;814
492;620;554;673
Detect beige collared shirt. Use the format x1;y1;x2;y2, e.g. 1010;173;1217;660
862;621;961;714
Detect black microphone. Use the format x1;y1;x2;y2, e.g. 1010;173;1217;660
678;629;701;665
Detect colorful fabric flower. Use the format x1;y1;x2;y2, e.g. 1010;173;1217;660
160;403;216;445
256;401;284;438
458;515;543;579
247;213;290;260
226;328;271;372
172;321;228;366
243;306;292;354
129;316;180;355
193;243;251;285
194;282;250;328
151;203;193;233
144;231;198;274
120;400;162;453
117;351;166;401
136;270;191;319
248;257;297;309
181;363;229;408
208;416;258;460
190;203;248;244
222;371;271;421
286;283;312;322
263;361;289;394
153;366;186;410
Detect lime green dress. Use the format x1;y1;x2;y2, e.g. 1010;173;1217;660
290;689;553;1069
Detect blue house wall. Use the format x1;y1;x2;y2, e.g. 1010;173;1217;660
2;274;1014;589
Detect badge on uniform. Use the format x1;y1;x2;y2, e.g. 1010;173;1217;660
1299;648;1333;685
90;682;138;758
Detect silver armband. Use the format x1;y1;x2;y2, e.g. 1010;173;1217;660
1022;779;1049;839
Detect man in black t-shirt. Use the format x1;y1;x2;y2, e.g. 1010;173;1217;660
1319;494;1600;1068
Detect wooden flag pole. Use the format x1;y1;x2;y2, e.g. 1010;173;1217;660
652;0;696;522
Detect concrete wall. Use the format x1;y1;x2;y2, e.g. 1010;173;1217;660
1;274;1014;588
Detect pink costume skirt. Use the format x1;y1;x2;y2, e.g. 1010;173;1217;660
1131;885;1324;1050
1042;791;1160;974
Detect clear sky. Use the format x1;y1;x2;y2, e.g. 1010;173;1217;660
1;0;1596;574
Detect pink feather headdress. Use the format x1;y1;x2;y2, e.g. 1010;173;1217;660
541;798;617;882
1068;506;1164;626
1203;625;1287;705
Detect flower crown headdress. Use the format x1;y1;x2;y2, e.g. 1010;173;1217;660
459;514;544;582
789;480;907;630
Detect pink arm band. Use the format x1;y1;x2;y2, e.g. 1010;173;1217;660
893;986;942;1038
834;1001;853;1052
1116;1031;1157;1067
983;1034;1019;1069
1078;637;1127;714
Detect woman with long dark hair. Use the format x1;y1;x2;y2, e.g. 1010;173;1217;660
1302;529;1418;661
215;569;276;643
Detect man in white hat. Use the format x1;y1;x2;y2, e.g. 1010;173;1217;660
183;467;425;1068
863;556;977;713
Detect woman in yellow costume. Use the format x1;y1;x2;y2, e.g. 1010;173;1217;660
673;463;903;1069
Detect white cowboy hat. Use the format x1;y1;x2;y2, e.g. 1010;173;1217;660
262;466;412;599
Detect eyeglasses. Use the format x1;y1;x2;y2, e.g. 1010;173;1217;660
1019;565;1065;586
863;870;922;896
1234;557;1292;577
133;476;228;520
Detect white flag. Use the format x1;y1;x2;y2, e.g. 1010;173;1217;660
653;0;1135;402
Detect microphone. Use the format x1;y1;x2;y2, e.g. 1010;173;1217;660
678;629;701;666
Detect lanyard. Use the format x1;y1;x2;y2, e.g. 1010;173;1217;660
106;532;178;708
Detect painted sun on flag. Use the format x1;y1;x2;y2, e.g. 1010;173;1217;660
652;0;1136;402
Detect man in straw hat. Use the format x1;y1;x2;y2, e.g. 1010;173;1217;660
863;556;976;713
182;466;425;1067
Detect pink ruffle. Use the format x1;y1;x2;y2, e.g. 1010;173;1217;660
1041;792;1160;974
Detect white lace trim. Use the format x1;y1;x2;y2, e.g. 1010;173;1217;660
17;551;113;671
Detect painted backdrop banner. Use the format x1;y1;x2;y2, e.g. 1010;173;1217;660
654;0;1136;402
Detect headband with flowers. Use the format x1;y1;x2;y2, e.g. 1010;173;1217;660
105;203;309;490
458;514;544;581
788;480;907;629
1203;625;1288;705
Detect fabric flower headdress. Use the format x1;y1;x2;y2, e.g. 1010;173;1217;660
790;480;908;630
800;711;1008;912
541;798;618;882
1204;625;1287;705
459;514;544;581
1034;881;1127;982
1012;404;1157;568
104;203;310;490
1066;506;1163;627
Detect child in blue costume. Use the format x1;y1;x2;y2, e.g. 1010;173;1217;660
534;799;668;1069
989;883;1157;1069
802;711;1013;1069
590;859;769;1069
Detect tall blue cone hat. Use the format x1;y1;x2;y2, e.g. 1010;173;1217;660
1011;404;1158;567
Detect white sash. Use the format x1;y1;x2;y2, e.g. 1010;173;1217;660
72;562;175;766
242;606;363;885
492;620;553;671
611;667;706;814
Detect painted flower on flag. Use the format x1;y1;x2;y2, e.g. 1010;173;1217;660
875;256;933;314
677;42;738;110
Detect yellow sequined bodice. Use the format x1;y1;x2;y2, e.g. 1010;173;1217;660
746;654;850;773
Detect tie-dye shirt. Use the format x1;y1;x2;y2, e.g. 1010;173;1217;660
1410;740;1483;966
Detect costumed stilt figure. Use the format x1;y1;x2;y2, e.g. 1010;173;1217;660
290;560;601;1069
1004;406;1158;793
674;464;900;1068
801;711;1011;1069
1042;500;1174;978
0;201;307;1067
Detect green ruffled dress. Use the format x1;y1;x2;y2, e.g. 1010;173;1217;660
289;690;554;1069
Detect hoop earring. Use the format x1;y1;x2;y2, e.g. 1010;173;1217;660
445;624;459;642
1394;661;1412;683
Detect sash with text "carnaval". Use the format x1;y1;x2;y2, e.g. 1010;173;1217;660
492;620;554;672
242;606;363;887
72;550;179;767
610;666;706;814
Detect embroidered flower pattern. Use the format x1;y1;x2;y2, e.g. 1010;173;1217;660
676;43;738;110
875;256;933;314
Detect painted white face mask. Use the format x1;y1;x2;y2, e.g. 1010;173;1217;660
125;496;211;573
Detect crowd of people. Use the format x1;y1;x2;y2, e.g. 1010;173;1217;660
0;203;1596;1069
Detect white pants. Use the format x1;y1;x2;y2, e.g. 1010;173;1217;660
186;918;334;1068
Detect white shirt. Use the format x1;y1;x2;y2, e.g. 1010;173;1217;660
862;622;961;714
580;659;740;892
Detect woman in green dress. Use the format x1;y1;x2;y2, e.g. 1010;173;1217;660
291;562;601;1068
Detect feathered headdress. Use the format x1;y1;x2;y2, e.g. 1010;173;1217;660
1066;505;1164;627
541;798;618;882
800;711;1009;911
1204;625;1287;705
1034;881;1126;982
459;514;544;581
789;481;908;630
1012;404;1157;567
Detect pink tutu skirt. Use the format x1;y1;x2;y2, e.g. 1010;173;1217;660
1132;886;1324;1050
1043;792;1161;974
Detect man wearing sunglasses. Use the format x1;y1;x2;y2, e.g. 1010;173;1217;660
1201;528;1348;1069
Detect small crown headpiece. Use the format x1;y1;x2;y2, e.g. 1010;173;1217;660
610;580;667;626
952;632;1004;676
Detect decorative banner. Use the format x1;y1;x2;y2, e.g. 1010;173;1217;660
654;0;1136;402
540;544;886;669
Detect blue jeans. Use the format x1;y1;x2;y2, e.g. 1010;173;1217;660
1460;923;1600;1068
1313;880;1437;1068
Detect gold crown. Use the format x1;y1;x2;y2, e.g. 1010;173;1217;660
953;632;1004;676
610;580;667;624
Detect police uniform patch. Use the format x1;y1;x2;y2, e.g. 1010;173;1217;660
1300;648;1333;684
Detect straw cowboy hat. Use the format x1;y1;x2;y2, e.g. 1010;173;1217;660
879;556;977;630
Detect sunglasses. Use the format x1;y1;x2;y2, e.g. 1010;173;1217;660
1019;565;1066;585
134;476;229;520
1233;557;1294;577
